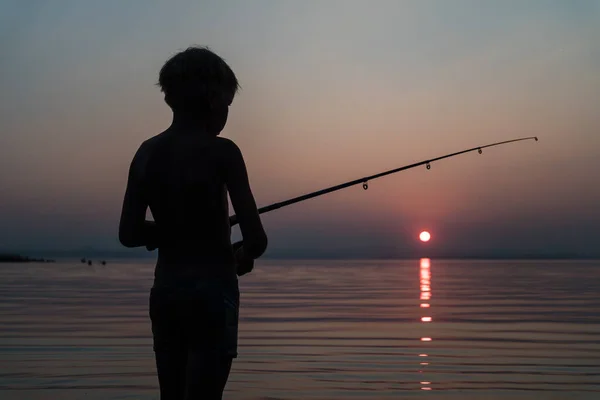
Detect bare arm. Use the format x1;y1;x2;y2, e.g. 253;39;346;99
222;140;268;259
119;144;159;248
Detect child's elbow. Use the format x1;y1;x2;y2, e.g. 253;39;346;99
257;234;269;257
119;234;136;248
119;228;139;248
248;233;268;259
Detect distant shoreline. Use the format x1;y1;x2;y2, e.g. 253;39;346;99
3;249;600;262
4;254;600;262
0;254;55;263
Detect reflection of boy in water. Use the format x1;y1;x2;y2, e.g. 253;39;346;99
119;46;268;399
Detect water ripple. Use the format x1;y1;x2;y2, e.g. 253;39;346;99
0;259;599;399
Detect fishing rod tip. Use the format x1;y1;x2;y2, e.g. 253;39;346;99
534;136;538;141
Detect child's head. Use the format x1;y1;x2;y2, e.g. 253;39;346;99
158;46;239;125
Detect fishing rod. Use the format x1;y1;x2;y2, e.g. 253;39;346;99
229;136;538;227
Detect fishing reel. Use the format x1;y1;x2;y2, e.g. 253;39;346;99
478;148;482;154
362;181;369;190
426;162;431;170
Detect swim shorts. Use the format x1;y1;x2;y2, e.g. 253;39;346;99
149;277;240;358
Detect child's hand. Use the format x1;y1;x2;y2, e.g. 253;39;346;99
233;241;254;276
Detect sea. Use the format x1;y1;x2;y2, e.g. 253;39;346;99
1;259;599;400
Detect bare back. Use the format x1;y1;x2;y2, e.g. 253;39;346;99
122;128;266;284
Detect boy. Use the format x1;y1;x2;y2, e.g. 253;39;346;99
119;46;268;399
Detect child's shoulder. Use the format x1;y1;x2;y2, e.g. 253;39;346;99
214;136;242;153
140;131;169;149
214;136;236;146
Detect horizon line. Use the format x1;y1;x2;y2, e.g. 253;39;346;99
3;250;599;262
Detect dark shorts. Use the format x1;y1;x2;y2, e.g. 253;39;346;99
149;277;240;358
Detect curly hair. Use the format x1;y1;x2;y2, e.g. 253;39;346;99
158;46;240;113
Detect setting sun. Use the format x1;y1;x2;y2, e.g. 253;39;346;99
419;231;431;242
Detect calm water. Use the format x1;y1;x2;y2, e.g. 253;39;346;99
1;259;599;400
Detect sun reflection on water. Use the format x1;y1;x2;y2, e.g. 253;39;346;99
419;258;433;391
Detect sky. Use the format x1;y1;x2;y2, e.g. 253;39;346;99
1;0;599;257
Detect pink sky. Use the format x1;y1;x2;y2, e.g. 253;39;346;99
1;1;599;256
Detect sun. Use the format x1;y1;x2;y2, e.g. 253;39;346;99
419;231;431;242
